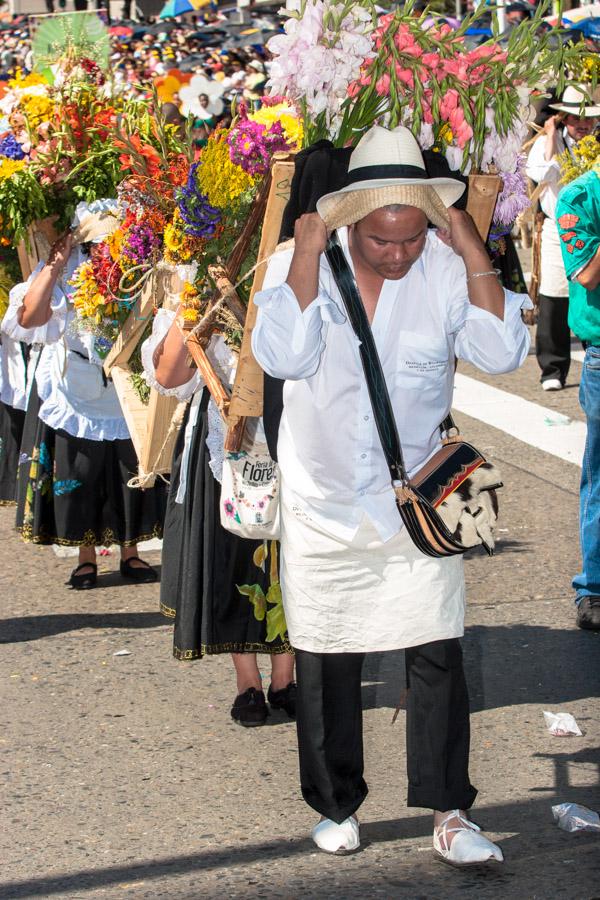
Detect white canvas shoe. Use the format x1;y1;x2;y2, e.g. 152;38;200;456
433;810;503;867
311;816;360;854
542;378;563;391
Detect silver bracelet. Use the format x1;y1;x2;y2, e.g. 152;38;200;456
467;270;497;282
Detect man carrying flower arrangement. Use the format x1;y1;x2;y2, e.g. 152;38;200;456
555;163;600;632
252;125;532;864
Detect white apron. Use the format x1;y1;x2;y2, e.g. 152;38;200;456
540;217;569;298
279;486;466;654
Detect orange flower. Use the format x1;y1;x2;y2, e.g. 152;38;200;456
116;135;163;179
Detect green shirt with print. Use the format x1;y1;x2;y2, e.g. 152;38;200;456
556;169;600;344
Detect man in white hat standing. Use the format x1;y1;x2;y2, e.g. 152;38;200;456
526;85;600;392
252;125;531;865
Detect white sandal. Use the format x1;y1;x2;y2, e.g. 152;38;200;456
433;810;503;867
311;816;360;854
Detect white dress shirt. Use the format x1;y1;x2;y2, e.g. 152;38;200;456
525;130;574;221
525;131;575;296
252;227;531;543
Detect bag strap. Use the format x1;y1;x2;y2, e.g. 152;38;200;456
325;231;455;486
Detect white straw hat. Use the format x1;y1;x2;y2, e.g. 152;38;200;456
316;125;465;231
549;84;600;117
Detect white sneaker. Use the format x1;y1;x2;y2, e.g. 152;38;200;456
542;378;563;391
311;816;360;854
433;810;503;867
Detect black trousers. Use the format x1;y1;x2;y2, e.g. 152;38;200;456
295;639;477;824
536;293;571;385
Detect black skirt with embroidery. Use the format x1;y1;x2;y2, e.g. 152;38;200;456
160;389;291;660
15;379;167;547
0;400;26;505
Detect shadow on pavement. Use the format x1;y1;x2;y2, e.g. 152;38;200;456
1;797;599;899
0;611;167;643
361;624;600;712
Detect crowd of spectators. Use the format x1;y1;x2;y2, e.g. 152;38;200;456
0;2;277;132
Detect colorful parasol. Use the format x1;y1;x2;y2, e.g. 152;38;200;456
158;0;212;20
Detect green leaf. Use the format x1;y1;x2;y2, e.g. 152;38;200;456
265;583;287;643
237;583;266;621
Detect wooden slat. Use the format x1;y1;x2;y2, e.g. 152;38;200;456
226;157;295;440
140;387;183;474
466;174;502;241
103;273;162;376
110;364;148;464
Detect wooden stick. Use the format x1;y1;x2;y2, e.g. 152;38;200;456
186;332;231;419
208;265;247;326
226;172;272;281
226;157;295;447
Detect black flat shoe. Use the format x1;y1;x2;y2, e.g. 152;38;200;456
120;557;158;583
267;681;297;719
231;687;268;727
68;563;97;590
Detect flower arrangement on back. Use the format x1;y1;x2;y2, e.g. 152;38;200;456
267;0;589;243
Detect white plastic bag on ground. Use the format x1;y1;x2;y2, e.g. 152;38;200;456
543;711;583;736
552;803;600;833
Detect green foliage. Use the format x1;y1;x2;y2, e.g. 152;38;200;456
0;168;49;245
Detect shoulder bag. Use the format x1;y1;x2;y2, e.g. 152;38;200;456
325;231;502;558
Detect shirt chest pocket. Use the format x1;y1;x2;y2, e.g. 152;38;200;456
394;330;450;389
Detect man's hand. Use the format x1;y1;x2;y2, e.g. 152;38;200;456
436;207;486;262
543;114;562;136
293;212;329;258
287;213;328;311
47;232;74;271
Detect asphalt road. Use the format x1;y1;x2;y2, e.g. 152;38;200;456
1;338;599;899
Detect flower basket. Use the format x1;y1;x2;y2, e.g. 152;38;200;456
465;174;502;242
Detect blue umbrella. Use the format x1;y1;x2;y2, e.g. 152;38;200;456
568;16;600;39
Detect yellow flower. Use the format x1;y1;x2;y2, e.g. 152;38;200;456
9;71;47;90
0;158;26;181
108;228;125;262
438;123;454;144
20;93;54;129
249;104;303;149
197;129;255;208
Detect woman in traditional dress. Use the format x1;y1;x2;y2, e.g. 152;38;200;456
141;308;296;727
1;201;166;588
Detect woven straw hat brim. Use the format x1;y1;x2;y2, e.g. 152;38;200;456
72;212;119;244
548;102;600;117
317;183;459;232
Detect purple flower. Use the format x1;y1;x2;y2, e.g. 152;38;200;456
121;224;161;264
0;133;26;160
492;157;530;228
176;162;221;238
226;119;291;176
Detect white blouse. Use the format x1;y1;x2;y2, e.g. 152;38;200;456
1;252;129;442
253;227;532;543
140;308;238;492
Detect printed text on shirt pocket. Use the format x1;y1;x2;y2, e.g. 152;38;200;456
395;330;449;380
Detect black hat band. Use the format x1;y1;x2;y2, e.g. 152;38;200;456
344;164;428;187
